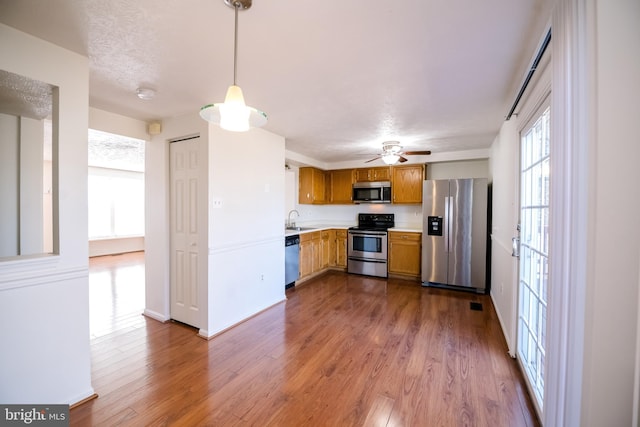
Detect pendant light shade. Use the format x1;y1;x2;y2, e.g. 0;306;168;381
200;85;267;132
200;0;267;131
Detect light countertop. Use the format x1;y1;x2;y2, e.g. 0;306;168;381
285;224;422;237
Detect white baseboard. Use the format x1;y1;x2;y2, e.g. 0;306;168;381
89;236;144;257
68;387;97;407
198;298;287;340
490;291;516;358
143;309;170;323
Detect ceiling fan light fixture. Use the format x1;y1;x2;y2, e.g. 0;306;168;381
199;0;267;132
383;141;402;154
381;153;400;165
365;141;431;164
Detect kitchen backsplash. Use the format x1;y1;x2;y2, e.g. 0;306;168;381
291;203;423;229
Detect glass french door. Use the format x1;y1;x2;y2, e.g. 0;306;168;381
518;100;550;410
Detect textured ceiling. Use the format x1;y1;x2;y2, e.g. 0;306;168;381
88;129;145;172
0;69;54;120
0;0;552;165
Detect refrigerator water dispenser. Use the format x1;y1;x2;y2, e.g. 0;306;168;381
427;216;443;236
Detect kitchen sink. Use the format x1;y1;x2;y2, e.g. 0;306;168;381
286;226;316;231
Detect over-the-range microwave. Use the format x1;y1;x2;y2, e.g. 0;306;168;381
352;181;392;204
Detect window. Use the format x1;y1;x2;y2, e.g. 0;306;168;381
88;130;145;239
518;103;550;409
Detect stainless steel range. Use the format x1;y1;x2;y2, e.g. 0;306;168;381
347;213;394;278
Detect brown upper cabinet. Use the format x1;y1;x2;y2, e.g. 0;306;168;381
392;164;425;204
299;167;326;204
299;164;426;204
327;169;354;204
354;167;391;182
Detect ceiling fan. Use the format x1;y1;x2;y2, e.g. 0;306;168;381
365;141;431;165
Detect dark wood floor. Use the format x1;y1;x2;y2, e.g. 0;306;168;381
74;253;539;426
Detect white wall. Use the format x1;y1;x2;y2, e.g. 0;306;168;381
206;126;286;336
427;159;489;180
0;113;19;257
285;168;296;219
89;108;148;141
19;117;45;255
488;119;519;355
581;0;640;424
0;23;94;404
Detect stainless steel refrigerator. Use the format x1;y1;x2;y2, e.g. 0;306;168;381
421;178;488;293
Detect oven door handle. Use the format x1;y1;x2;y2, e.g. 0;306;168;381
347;256;387;263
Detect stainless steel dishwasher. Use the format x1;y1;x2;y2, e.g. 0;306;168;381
285;234;300;289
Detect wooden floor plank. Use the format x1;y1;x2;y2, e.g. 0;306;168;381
72;254;540;426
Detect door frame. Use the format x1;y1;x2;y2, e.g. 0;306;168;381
511;40;552;420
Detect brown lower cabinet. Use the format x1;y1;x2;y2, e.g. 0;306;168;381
388;231;422;279
299;229;421;283
297;229;348;282
334;229;347;268
321;230;330;269
298;232;315;279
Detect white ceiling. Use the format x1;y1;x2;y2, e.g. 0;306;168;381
0;0;552;164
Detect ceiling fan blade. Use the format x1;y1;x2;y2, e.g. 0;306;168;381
365;156;382;163
403;150;431;156
398;155;408;163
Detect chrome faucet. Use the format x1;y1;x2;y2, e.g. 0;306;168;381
287;209;300;227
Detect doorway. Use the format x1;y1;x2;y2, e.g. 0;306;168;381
87;129;146;337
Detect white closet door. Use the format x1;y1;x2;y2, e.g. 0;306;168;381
170;138;202;327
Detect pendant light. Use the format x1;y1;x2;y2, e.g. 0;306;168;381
200;0;267;132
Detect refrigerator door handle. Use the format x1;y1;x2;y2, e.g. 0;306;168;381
448;195;455;253
443;196;448;252
444;196;452;252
